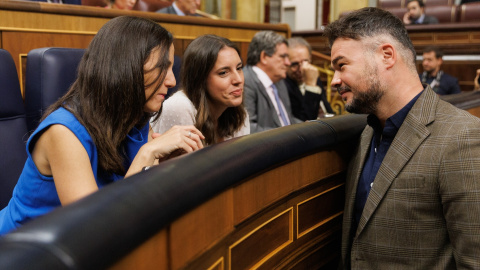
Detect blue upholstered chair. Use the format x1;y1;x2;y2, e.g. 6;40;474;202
0;49;29;208
24;47;85;132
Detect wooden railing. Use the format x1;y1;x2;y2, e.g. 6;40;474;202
0;93;478;269
0;115;367;270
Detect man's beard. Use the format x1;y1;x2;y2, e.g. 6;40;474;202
424;67;435;76
341;67;385;115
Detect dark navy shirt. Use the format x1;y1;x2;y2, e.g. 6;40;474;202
353;91;423;231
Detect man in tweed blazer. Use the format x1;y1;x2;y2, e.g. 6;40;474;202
325;7;480;269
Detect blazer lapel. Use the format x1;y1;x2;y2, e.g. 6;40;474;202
245;66;282;126
355;86;438;236
342;126;373;251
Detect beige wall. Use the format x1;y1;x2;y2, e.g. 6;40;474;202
237;0;265;23
330;0;368;22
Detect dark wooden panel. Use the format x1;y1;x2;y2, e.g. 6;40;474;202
206;258;224;270
172;39;184;57
233;150;347;225
240;42;249;64
170;190;234;270
436;33;470;43
258;214;342;270
229;209;293;270
297;184;345;237
110;229;169;270
289;233;341;270
409;34;435;43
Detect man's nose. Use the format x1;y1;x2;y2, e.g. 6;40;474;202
331;72;341;88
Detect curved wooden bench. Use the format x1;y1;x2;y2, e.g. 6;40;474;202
440;90;480;117
0;114;366;270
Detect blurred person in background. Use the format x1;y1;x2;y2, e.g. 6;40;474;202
284;37;334;120
156;0;201;16
403;0;438;25
106;0;137;10
421;46;461;95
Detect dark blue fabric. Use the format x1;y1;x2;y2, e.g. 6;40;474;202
353;91;423;230
420;72;461;95
24;48;85;132
0;50;28;209
0;108;149;235
283;76;334;121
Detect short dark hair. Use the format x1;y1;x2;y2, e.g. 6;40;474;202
423;46;444;59
247;31;288;66
407;0;425;8
324;7;417;68
182;34;247;145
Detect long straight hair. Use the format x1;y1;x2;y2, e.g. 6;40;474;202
182;34;246;145
43;16;173;175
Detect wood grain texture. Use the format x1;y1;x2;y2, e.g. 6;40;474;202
109;229;169;270
108;150;347;270
233;150;346;225
169;190;234;270
0;0;289;98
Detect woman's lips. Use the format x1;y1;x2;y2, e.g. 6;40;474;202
231;89;242;96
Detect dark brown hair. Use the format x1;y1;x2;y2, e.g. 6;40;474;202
423;46;444;59
324;7;417;67
43;16;173;175
182;34;246;145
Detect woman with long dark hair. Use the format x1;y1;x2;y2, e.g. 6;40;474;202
0;16;204;234
151;35;249;145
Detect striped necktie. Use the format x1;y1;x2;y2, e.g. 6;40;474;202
272;84;289;126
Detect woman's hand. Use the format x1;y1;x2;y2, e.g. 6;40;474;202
126;125;204;178
149;125;204;161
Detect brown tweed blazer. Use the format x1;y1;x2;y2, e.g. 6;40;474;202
341;86;480;269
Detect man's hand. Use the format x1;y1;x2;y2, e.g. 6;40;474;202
301;61;319;86
474;69;480;90
403;12;412;25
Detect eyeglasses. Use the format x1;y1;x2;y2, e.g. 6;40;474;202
289;59;311;70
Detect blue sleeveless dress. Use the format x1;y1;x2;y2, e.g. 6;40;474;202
0;108;149;235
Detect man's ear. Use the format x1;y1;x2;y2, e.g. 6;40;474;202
260;51;269;65
379;43;396;70
438;57;443;66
